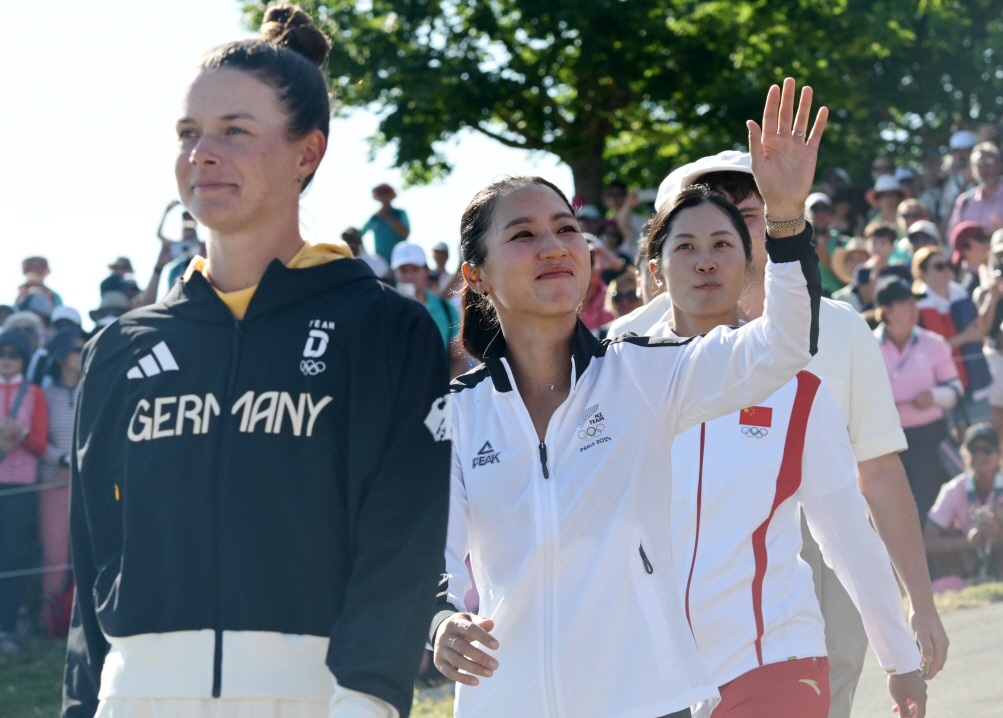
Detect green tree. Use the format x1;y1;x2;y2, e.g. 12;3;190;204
244;0;1003;202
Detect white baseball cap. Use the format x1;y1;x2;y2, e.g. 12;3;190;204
576;204;604;220
50;306;82;327
872;174;903;193
806;192;833;209
907;220;943;243
390;242;428;270
655;151;752;211
949;130;977;150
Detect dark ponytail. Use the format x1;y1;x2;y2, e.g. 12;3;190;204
197;3;331;191
459;176;575;362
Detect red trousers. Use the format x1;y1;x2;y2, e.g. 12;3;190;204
711;657;830;718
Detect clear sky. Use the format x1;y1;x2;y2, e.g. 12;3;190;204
1;0;572;329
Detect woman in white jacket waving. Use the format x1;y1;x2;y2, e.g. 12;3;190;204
645;185;927;718
432;79;827;718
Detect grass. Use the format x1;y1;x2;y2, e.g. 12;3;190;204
932;580;1003;612
0;640;64;718
0;640;456;718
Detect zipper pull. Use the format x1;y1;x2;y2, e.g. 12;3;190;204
639;544;654;574
539;441;550;479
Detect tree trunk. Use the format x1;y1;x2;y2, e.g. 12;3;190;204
566;123;609;206
568;153;605;207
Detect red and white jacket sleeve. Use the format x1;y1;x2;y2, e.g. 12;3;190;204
799;381;922;675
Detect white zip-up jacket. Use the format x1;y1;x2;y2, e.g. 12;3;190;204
656;350;921;687
432;228;822;718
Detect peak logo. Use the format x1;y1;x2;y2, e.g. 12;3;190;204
473;440;501;468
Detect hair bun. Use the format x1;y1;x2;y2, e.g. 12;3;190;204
260;3;330;68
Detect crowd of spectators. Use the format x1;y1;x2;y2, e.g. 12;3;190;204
2;130;1003;659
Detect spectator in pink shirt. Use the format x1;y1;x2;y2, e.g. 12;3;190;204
874;277;963;523
948;142;1003;236
924;423;1003;579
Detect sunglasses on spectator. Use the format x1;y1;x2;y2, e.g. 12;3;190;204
0;349;23;360
972;234;991;244
901;211;926;220
873;164;894;172
613;290;638;302
975;157;1000;166
928;261;951;272
968;444;997;455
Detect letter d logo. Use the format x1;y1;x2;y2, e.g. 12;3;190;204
303;329;329;358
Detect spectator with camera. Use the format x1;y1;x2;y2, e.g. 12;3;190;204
925;423;1003;580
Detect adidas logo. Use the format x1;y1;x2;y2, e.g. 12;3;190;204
127;342;179;379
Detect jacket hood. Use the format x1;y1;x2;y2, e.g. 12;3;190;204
161;256;377;324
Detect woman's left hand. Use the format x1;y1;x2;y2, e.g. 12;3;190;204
911;392;935;410
748;78;829;223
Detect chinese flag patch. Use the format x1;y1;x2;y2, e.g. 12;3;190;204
739;406;773;427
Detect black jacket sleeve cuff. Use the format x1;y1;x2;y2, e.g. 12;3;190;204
764;221;815;263
429;607;459;645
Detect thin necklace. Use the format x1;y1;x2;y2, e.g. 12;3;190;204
510;362;572;391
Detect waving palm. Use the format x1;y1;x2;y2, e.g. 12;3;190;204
748;78;829;222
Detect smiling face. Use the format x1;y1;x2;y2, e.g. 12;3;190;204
655;202;749;326
464;185;590;324
175;68;325;234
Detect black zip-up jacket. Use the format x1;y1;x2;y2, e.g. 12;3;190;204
63;257;451;717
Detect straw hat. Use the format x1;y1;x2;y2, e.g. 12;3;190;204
831;237;870;285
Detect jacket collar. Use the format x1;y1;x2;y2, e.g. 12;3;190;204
481;319;602;393
161;257;377;324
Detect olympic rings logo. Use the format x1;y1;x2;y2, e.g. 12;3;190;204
300;359;327;376
742;426;768;438
578;424;605;440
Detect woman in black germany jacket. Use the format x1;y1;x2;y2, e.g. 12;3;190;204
63;6;451;718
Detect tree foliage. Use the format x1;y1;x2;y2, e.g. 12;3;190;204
244;0;1003;202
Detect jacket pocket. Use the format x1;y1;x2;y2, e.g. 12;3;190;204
629;538;674;676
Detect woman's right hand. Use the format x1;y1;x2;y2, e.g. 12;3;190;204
911;392;935;410
747;77;829;228
433;612;499;686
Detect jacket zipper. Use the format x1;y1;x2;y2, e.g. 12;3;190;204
639;543;654;574
538;436;561;718
213;320;243;697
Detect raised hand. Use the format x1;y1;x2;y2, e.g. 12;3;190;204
747;78;829;224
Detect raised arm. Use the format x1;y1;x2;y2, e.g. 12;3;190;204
665;79;827;430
